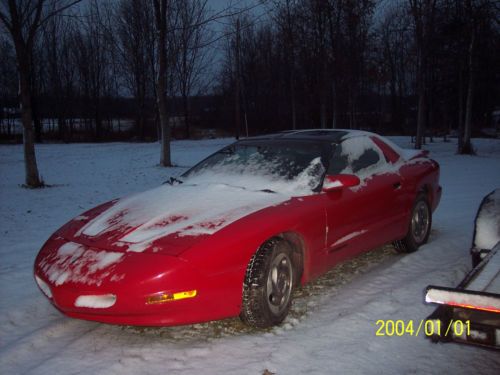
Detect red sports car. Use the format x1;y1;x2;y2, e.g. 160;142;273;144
34;130;441;327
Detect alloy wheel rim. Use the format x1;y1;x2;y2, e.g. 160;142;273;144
412;200;430;244
266;252;293;315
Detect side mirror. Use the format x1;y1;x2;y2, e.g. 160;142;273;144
322;174;360;192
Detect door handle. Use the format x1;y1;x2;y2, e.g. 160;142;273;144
393;181;402;190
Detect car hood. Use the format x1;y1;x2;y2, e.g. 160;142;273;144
63;182;293;255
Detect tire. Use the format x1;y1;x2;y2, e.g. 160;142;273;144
240;238;295;328
394;193;432;253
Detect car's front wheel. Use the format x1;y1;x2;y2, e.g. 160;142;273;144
394;192;432;253
240;238;295;328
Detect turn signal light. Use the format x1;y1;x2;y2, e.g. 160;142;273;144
146;290;197;305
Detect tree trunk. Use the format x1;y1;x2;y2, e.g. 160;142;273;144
415;85;426;149
331;80;337;129
290;70;296;130
157;73;171;166
409;0;435;150
154;0;171;166
183;94;190;139
18;59;43;187
320;100;327;129
415;37;426;149
460;27;475;155
457;58;465;150
234;18;241;139
14;37;43;186
32;96;42;143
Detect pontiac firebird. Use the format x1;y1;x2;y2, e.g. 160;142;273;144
34;130;441;328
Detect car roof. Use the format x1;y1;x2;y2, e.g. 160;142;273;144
239;129;373;144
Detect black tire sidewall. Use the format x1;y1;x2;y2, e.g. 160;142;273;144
241;239;295;327
264;242;294;325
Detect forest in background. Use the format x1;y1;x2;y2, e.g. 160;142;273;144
0;0;499;186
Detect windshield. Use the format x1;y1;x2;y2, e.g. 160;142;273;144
182;140;333;194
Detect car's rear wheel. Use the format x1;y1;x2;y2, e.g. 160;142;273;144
240;238;295;328
394;193;432;253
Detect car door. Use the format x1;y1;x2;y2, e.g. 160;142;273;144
323;136;402;263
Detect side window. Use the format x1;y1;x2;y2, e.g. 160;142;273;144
327;146;348;175
371;136;401;163
351;148;380;173
328;136;386;177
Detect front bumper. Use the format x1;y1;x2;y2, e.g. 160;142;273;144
34;239;243;326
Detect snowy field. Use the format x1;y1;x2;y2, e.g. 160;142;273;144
1;137;500;374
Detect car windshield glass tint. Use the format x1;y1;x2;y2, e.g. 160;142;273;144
183;140;332;193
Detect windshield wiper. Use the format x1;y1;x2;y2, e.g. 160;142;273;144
259;189;276;194
218;147;234;155
164;177;184;185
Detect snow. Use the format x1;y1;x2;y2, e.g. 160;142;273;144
322;178;343;189
466;244;500;293
336;135;412;191
474;189;500;250
338;135;386;178
74;295;117;309
425;287;500;311
40;242;124;286
336;129;421;160
78;155;325;252
1;137;500;374
372;134;421;161
80;182;290;249
35;276;52;298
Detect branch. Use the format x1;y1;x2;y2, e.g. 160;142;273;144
0;9;13;32
167;0;265;34
38;0;83;27
27;0;45;48
194;10;268;50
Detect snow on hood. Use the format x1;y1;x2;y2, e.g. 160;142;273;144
77;158;325;252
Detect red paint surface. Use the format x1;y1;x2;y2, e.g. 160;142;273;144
34;136;441;326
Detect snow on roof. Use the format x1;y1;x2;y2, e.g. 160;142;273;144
247;129;422;161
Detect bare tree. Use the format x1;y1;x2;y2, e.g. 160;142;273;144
0;0;81;186
461;0;476;154
409;0;436;149
0;36;17;135
115;0;156;140
154;0;172;166
173;0;213;139
458;0;493;155
74;0;116;140
273;0;299;129
378;6;412;133
234;17;241;139
41;7;71;138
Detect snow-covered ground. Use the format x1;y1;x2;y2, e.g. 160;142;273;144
1;137;499;374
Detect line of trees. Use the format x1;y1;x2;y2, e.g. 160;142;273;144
219;0;498;153
1;0;215;140
1;0;220;186
1;0;499;187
